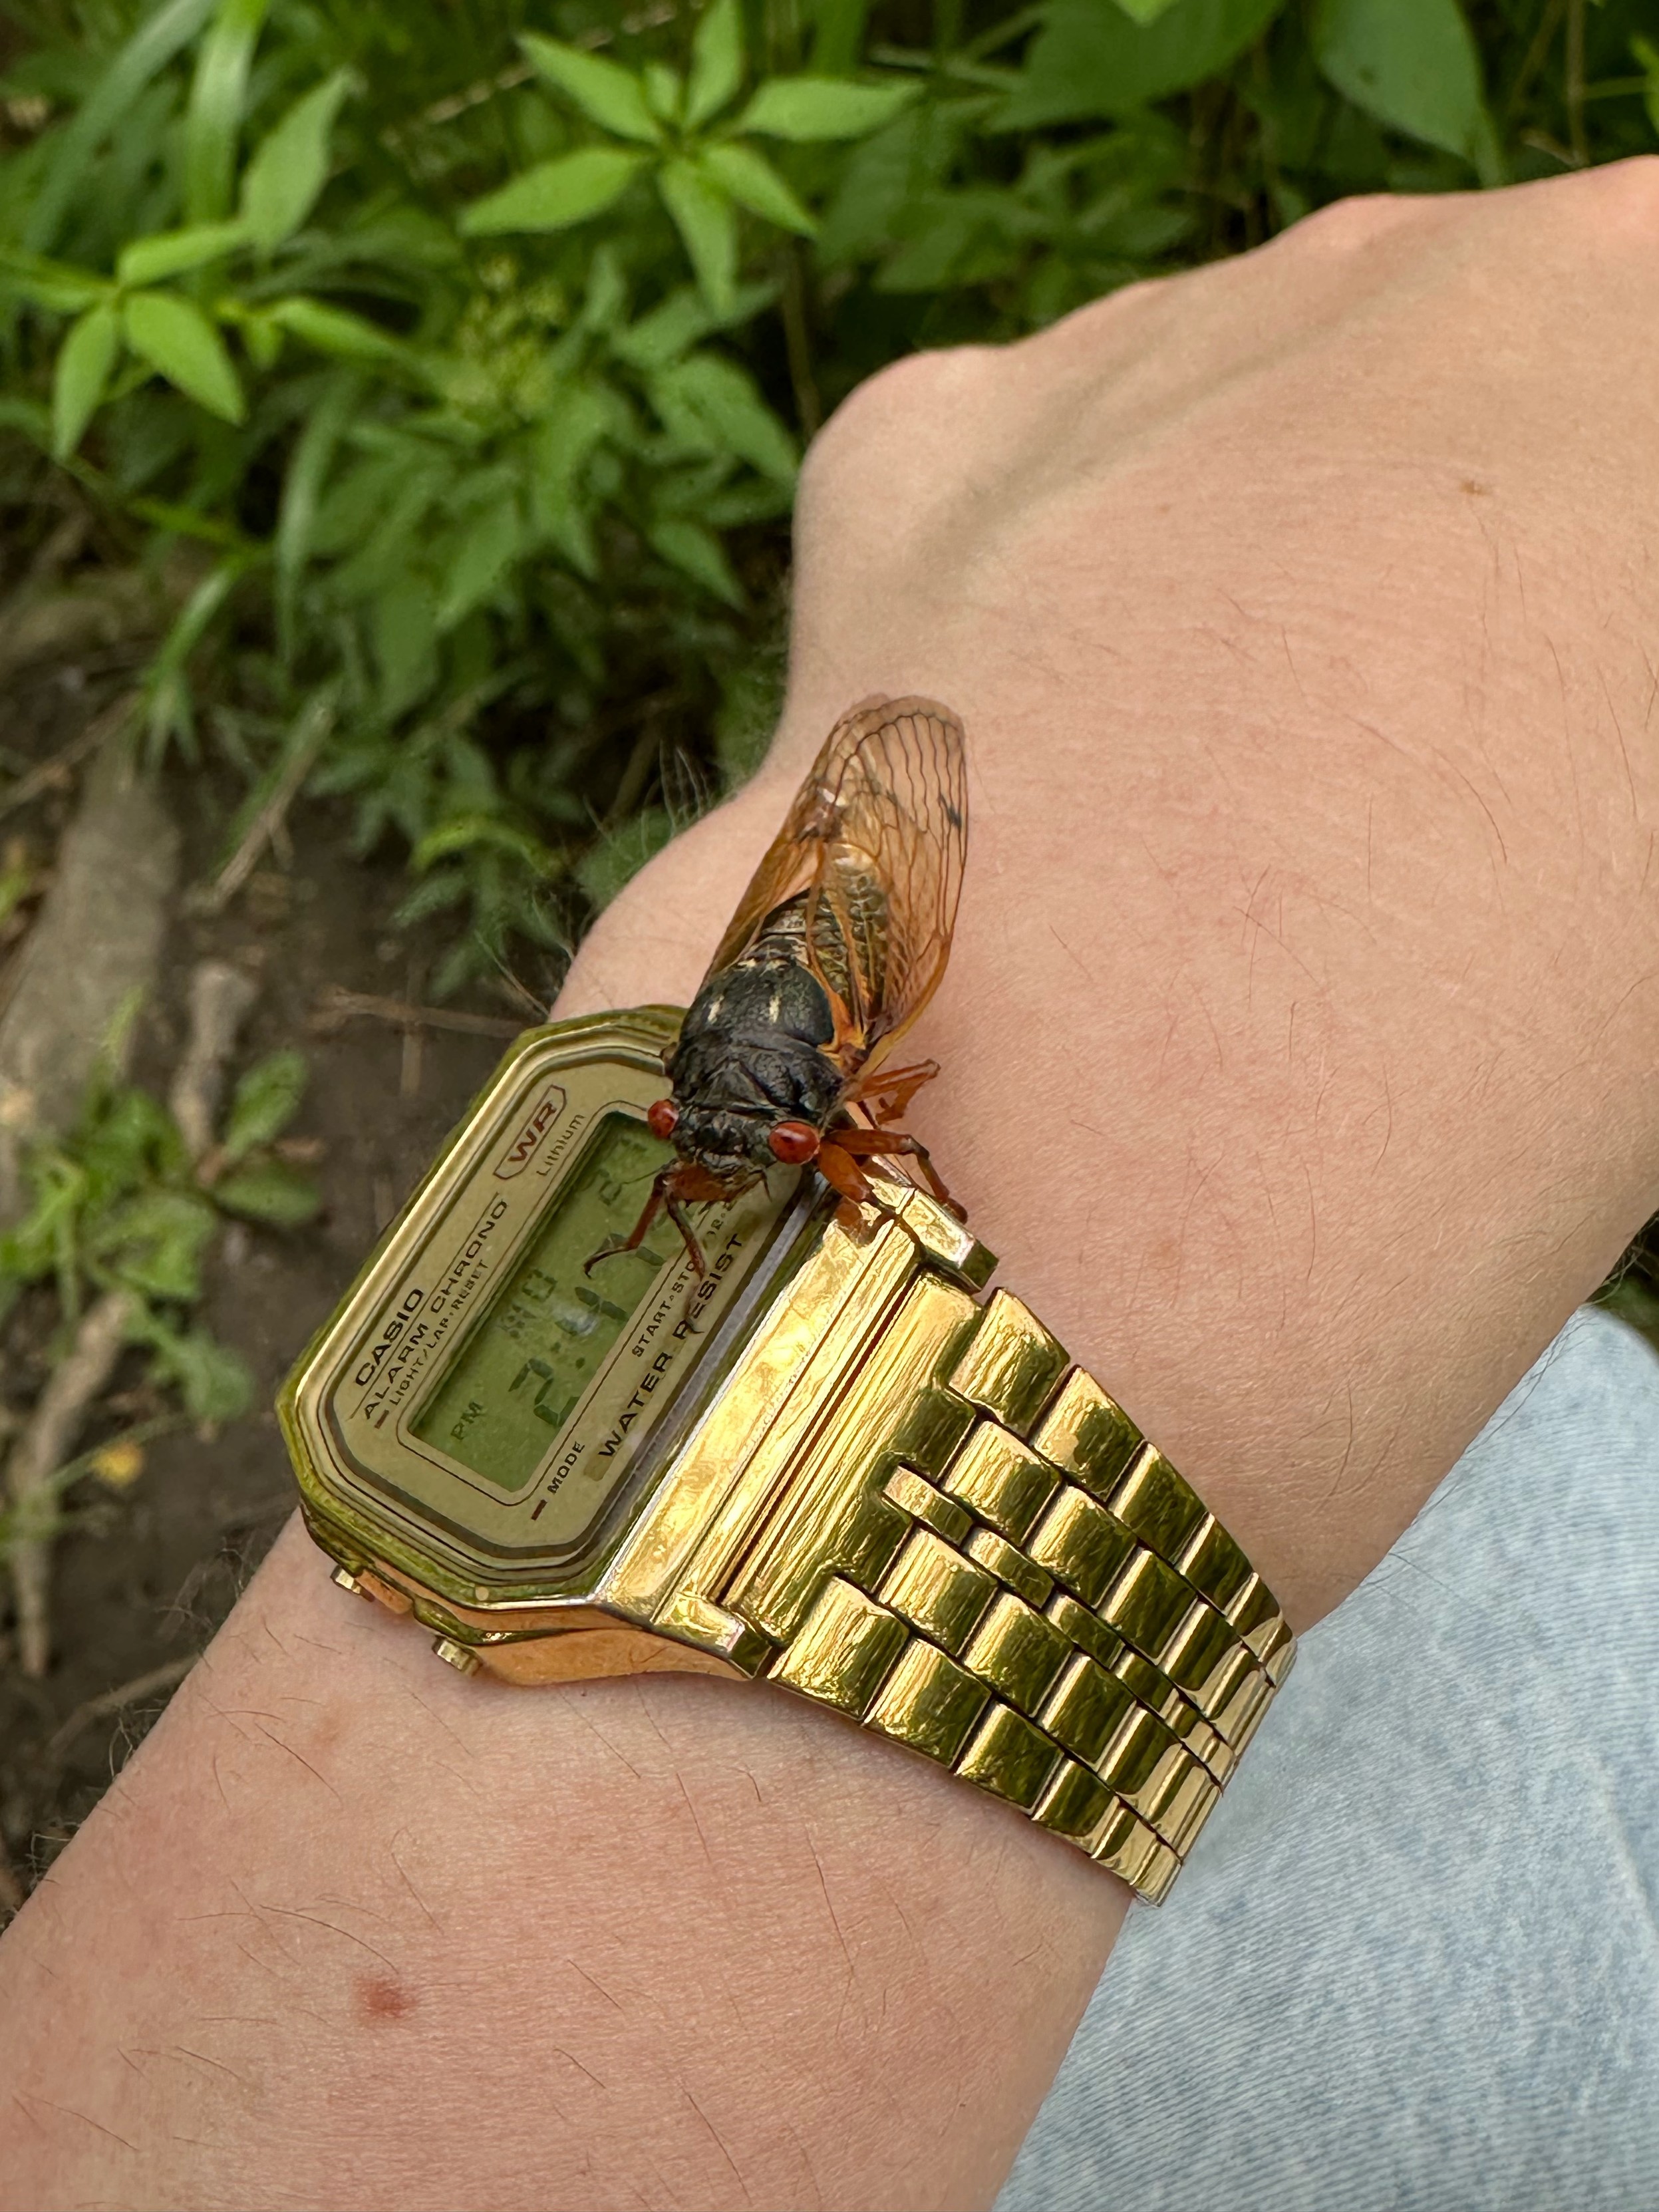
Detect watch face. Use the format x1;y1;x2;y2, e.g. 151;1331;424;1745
280;1009;809;1609
408;1110;673;1500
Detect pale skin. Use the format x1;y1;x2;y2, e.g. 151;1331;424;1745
4;163;1659;2212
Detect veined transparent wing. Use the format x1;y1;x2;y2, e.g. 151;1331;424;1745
700;694;967;1070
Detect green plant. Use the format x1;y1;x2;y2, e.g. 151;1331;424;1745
0;1036;321;1428
0;1;1653;991
1596;1224;1659;1350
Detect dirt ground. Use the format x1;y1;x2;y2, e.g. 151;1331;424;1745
0;660;529;1894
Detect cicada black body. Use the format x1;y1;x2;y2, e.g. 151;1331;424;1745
587;695;968;1280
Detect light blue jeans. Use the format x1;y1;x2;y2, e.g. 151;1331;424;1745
1000;1308;1659;2212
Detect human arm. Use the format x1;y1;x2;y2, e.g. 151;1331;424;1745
4;164;1659;2212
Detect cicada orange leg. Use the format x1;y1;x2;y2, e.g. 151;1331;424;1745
843;1058;940;1126
835;1123;959;1210
587;1162;736;1283
816;1121;963;1231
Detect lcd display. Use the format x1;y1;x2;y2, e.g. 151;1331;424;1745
410;1112;673;1491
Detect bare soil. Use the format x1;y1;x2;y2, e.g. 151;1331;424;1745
0;663;526;1893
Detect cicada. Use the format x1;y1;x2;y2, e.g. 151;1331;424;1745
588;694;968;1280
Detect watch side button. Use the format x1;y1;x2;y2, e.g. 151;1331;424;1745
331;1564;373;1601
432;1635;484;1676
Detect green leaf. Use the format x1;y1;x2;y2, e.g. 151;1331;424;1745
123;291;245;422
116;220;249;287
371;579;438;718
698;142;816;235
221;1048;307;1163
1312;0;1487;162
644;65;684;126
460;148;649;236
77;1084;182;1208
714;650;786;788
240;69;353;251
529;382;614;573
0;401;50;452
686;0;745;130
140;1321;253;1420
652;353;797;482
411;814;557;872
998;0;1285;127
275;367;363;645
579;246;629;333
815;106;927;263
0;247;115;315
144;555;251;757
25;0;220;251
1;1150;84;1295
185;0;272;225
657;158;738;313
210;689;335;877
267;295;414;365
518;33;661;144
873;185;1038;293
1636;37;1659;140
242;313;282;371
327;453;452;605
212;1158;322;1227
150;553;245;662
734;75;918;140
1114;0;1183;19
611;280;778;369
810;0;873;76
647;517;742;604
436;493;522;631
94;1189;218;1302
52;303;122;460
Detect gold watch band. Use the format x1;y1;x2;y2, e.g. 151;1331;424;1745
616;1184;1293;1905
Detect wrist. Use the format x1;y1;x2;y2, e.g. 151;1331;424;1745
572;535;1659;1633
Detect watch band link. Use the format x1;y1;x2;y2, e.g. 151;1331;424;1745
672;1190;1294;1907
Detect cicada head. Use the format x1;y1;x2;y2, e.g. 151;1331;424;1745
665;1100;793;1185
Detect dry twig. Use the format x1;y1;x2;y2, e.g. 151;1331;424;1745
168;961;259;1164
0;692;134;830
400;959;426;1099
198;694;335;915
310;985;524;1041
43;1653;197;1765
7;1289;134;1677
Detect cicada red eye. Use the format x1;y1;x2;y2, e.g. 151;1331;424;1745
768;1120;820;1165
647;1098;680;1140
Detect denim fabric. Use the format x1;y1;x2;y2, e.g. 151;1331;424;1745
1000;1308;1659;2212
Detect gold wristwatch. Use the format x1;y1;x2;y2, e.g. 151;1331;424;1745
281;1007;1293;1905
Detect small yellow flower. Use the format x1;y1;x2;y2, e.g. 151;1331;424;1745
89;1439;144;1490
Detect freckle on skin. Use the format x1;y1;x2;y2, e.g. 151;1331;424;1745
356;1973;416;2024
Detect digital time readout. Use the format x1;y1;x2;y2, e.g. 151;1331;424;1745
410;1112;673;1492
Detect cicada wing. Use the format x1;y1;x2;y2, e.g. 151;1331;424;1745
697;693;967;1070
802;696;967;1063
696;702;881;987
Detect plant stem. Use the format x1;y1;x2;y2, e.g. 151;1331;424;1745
7;1288;133;1679
1565;0;1587;164
1506;0;1567;118
780;242;823;440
